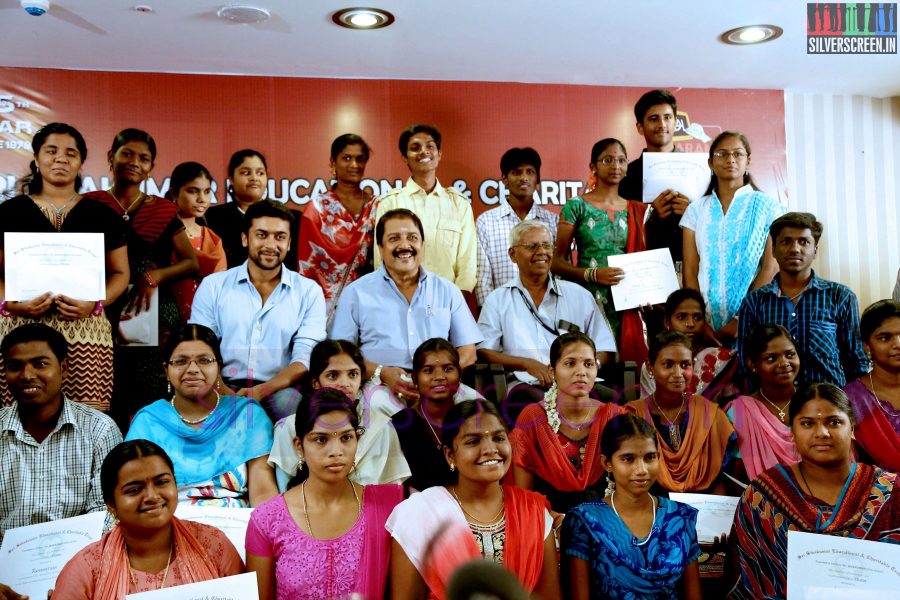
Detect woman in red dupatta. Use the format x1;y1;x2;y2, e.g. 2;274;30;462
52;440;241;599
511;332;625;512
844;299;900;472
387;400;561;600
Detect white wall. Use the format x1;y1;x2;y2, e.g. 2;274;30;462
784;92;900;309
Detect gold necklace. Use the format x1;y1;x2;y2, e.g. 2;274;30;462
419;404;444;450
170;390;221;425
301;479;360;538
34;193;79;231
127;542;173;590
758;389;791;423
869;372;900;418
450;486;505;525
109;189;146;221
650;394;686;451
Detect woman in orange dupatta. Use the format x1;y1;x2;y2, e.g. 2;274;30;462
512;332;626;512
166;162;227;322
627;332;736;494
387;400;561;600
52;440;242;599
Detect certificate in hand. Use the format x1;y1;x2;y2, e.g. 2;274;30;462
607;249;680;311
787;531;900;599
125;571;259;600
3;232;106;301
669;493;740;544
641;152;710;203
0;511;105;600
175;505;252;562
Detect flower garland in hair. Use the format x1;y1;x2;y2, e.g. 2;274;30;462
542;381;561;433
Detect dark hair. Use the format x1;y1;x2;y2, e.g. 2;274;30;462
413;338;460;375
330;133;371;162
161;323;223;368
590;138;627;164
663;288;707;320
0;323;68;362
375;208;425;245
399;124;442;155
19;122;88;195
599;413;657;460
289;388;361;487
634;89;678;123
743;324;798;365
440;399;508;449
242;199;295;234
860;299;900;343
789;382;855;427
308;339;366;387
769;212;824;245
549;332;596;367
499;147;542;178
110;128;157;162
648;331;693;364
227;148;268;178
101;440;175;505
704;131;761;196
167;161;213;201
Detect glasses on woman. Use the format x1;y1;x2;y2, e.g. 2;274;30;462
712;150;748;160
598;156;628;166
166;356;218;368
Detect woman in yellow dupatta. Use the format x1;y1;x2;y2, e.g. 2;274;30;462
52;440;242;599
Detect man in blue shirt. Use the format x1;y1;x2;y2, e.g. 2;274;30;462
738;212;868;387
190;200;326;420
330;208;483;405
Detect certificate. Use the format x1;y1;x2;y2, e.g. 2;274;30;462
0;512;105;599
642;152;710;203
787;531;900;599
3;232;106;301
126;571;259;599
669;493;740;544
175;505;252;562
606;248;680;311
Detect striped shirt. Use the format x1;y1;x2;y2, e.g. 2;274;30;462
0;399;122;542
737;272;868;388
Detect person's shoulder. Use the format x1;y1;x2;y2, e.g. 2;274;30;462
661;495;699;520
365;483;405;505
248;492;287;523
426;269;463;294
0;194;30;210
513;403;549;430
481;281;513;306
67;400;119;433
502;483;548;509
555;277;592;298
475;204;504;226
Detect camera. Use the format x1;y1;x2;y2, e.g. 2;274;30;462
21;1;50;16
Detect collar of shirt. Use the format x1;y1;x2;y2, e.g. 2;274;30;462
498;201;544;221
504;273;562;297
712;183;755;204
763;270;827;296
404;177;446;198
1;397;77;442
235;260;291;290
379;264;428;286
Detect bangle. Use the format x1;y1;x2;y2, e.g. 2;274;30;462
583;268;594;283
92;301;104;317
142;271;158;288
0;301;10;318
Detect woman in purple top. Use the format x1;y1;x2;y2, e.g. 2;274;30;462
245;388;402;600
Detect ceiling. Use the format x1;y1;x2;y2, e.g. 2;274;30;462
0;0;897;97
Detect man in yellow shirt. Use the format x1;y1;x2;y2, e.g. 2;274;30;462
374;124;477;293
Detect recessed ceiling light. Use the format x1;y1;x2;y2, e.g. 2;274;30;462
720;24;783;45
332;7;395;30
217;4;271;24
133;4;153;13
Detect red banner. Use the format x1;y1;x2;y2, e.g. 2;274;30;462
0;68;786;214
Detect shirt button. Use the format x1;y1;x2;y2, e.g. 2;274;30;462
791;313;796;317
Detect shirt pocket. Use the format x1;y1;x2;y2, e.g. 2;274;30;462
435;220;463;251
807;320;838;351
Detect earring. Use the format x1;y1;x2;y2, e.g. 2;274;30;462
604;472;616;496
296;455;305;471
167;381;172;395
449;463;456;472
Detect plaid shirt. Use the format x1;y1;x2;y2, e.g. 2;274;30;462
738;272;869;388
474;202;559;305
0;399;122;542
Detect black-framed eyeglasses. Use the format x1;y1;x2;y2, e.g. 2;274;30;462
166;356;218;368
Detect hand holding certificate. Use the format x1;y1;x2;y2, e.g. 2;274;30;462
787;531;900;599
125;572;259;600
3;232;106;301
606;249;680;311
0;512;105;600
669;493;740;544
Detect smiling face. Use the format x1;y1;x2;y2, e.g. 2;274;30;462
231;155;268;203
508;226;552;279
601;435;659;497
665;298;706;340
108;455;177;534
865;316;900;373
109;140;154;185
772;226;818;276
636;103;676;151
445;413;511;484
242;216;290;271
592;142;628;187
312;352;363;399
36;133;83;189
294;410;359;483
402;132;441;177
415;350;461;403
751;334;800;389
165;340;220;403
331;143;368;185
174;175;213;218
502;163;538;203
4;341;66;412
791;398;853;467
550;342;598;400
649;344;693;397
709;135;751;186
379;216;423;278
